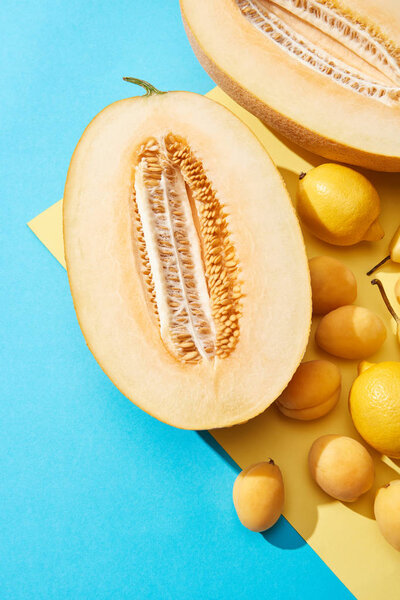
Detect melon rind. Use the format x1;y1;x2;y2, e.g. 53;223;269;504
180;0;400;171
63;91;311;429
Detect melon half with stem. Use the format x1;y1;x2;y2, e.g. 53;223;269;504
63;79;311;429
180;0;400;171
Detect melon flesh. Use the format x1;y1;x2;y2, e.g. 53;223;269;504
180;0;400;171
64;90;311;429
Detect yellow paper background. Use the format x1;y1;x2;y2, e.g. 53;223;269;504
28;87;400;600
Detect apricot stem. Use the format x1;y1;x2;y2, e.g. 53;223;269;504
371;278;400;324
366;255;390;276
123;77;166;96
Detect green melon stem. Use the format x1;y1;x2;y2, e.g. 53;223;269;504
123;77;166;96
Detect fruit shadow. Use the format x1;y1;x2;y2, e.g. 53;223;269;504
197;155;400;546
278;165;335;250
345;451;400;520
273;130;326;171
273;129;400;185
260;513;308;549
199;403;400;551
303;421;400;520
278;165;375;252
277;165;400;276
197;430;240;474
278;166;305;205
274;376;400;524
279;396;399;524
197;430;308;549
278;158;400;271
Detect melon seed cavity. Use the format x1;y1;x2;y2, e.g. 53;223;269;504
237;0;400;105
131;134;242;364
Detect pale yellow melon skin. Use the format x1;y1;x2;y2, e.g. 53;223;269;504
63;90;311;429
180;0;400;172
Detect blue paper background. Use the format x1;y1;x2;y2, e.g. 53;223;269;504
1;1;355;598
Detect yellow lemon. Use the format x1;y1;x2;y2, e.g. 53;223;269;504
297;163;384;246
349;361;400;458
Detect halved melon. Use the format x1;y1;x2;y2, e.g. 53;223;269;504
180;0;400;171
63;80;311;429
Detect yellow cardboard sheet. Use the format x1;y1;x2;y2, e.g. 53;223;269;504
28;87;400;600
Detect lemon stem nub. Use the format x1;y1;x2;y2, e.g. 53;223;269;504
123;77;166;96
367;255;391;276
371;278;400;324
299;171;306;180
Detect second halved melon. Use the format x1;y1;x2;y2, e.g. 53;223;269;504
64;80;311;429
181;0;400;171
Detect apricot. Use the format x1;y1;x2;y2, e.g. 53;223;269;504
374;480;400;551
309;256;357;315
233;460;284;532
315;305;386;359
308;434;374;502
276;360;341;420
